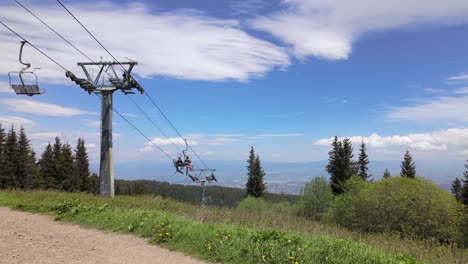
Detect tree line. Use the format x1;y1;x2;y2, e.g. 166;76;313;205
451;159;468;206
0;124;98;193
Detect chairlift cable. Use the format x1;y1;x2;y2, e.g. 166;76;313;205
13;1;180;161
14;0;96;63
0;19;68;72
0;18;174;162
55;0;122;68
94;94;174;161
143;92;210;170
56;0;212;170
125;94;184;154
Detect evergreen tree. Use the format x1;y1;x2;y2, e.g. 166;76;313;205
74;138;90;192
327;137;357;194
39;143;55;189
52;137;65;190
134;181;145;195
383;168;391;179
115;180;121;195
451;177;462;203
461;159;468;205
2;125;19;188
61;143;76;192
357;141;371;181
0;124;6;188
86;172;99;194
16;126;36;189
29;150;42;189
245;146;266;198
400;150;416;178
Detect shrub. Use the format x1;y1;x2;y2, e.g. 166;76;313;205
326;176;464;244
294;176;334;220
237;196;292;215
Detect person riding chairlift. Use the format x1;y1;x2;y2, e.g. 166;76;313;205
184;156;193;173
174;156;184;174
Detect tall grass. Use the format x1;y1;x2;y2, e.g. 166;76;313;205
0;190;465;263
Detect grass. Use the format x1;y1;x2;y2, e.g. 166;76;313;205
0;190;465;264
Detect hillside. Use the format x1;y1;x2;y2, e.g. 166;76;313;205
1;190;465;264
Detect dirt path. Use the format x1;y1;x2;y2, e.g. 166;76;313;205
0;207;207;264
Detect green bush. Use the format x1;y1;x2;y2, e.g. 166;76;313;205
294;176;334;220
237;196;292;215
327;176;464;244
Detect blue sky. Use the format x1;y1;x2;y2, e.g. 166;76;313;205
0;0;467;179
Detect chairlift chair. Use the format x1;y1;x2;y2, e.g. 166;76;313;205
206;172;217;183
8;41;44;96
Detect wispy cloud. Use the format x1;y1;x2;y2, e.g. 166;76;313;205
0;98;97;117
315;128;468;151
447;74;468;82
139;137;198;152
0;2;289;83
0;81;14;94
386;94;468;122
0;115;36;127
251;0;468;60
230;0;267;16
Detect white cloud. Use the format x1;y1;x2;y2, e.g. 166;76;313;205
29;132;62;140
0;115;35;127
139;137;199;152
0;81;14;94
314;128;468;151
447;74;468;81
251;0;468;60
386;95;468;122
0;2;289;83
455;87;468;94
0;98;97;117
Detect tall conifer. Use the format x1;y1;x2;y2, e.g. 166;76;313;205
245;146;266;198
357;141;371;181
327;137;357;194
75;138;90;192
39;143;55;189
400;150;416;178
2;126;18;188
0;124;6;188
61;143;76;192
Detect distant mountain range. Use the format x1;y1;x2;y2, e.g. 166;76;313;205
90;159;466;194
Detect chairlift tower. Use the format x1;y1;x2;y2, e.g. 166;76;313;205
186;168;217;207
66;61;143;197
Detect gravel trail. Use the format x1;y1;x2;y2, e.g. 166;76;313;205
0;207;207;264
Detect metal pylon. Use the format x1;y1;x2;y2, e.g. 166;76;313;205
66;61;143;197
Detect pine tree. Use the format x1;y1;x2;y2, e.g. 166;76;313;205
0;124;6;188
16;126;36;189
245;146;266;198
52;137;65;190
115;180;121;195
61;143;76;192
39;143;55;189
357;141;371;181
327;137;357;194
383;168;391;179
400;150;416;178
451;177;462;203
2;125;19;188
74;138;90;192
86;172;99;194
461;159;468;205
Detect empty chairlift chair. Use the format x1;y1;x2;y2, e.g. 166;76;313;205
8;41;44;96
